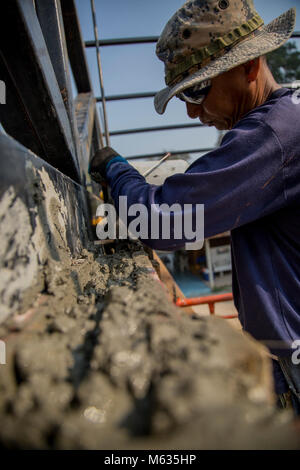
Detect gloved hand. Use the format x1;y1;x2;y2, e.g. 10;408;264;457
88;146;128;184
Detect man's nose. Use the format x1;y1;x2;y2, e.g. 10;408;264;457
186;102;203;119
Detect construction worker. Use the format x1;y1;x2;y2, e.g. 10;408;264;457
89;0;300;414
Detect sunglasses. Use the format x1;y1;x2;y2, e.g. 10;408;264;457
177;80;212;105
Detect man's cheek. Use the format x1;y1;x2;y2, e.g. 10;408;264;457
202;103;212;115
203;103;221;119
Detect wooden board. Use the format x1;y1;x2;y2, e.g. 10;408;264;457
152;251;195;315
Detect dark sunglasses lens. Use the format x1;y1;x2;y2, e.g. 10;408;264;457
184;85;211;101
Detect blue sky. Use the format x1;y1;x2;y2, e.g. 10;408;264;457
75;0;300;161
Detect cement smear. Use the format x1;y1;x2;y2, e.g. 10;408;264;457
0;160;89;323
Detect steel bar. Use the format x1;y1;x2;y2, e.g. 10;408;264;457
106;122;204;137
85;31;300;48
96;81;300;103
85;36;158;47
90;0;110;146
142;152;171;177
97;91;156;102
127;148;214;160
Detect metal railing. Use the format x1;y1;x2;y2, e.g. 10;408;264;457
85;31;300;49
85;28;300;159
109;122;205;137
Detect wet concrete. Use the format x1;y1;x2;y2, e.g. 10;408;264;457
0;240;298;449
0;134;299;449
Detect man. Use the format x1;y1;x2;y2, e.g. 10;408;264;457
89;0;300;413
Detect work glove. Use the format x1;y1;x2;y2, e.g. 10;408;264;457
88;146;128;184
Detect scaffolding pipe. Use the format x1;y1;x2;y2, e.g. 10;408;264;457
85;36;159;47
107;122;204;136
176;293;233;307
85;31;300;48
97;91;156;101
90;0;110;146
95;82;300;105
176;293;235;316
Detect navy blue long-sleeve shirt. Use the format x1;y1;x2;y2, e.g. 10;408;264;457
106;88;300;357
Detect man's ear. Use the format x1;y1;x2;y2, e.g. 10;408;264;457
243;58;260;83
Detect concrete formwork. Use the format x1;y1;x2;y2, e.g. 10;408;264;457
0;133;92;323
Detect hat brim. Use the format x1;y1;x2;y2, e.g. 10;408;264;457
154;8;296;115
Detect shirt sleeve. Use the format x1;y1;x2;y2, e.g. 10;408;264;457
106;118;286;250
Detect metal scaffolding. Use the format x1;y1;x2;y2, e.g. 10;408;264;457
86;18;300;159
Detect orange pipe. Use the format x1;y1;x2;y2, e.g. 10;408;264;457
92;216;104;226
176;293;233;308
220;315;238;319
175;293;237;318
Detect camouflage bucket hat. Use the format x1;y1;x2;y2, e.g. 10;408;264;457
154;0;296;114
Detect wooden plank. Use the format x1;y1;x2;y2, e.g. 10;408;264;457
209;232;231;239
152;251;195;315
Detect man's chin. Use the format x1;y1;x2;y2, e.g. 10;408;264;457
201;119;230;131
200;119;232;131
214;122;230;131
